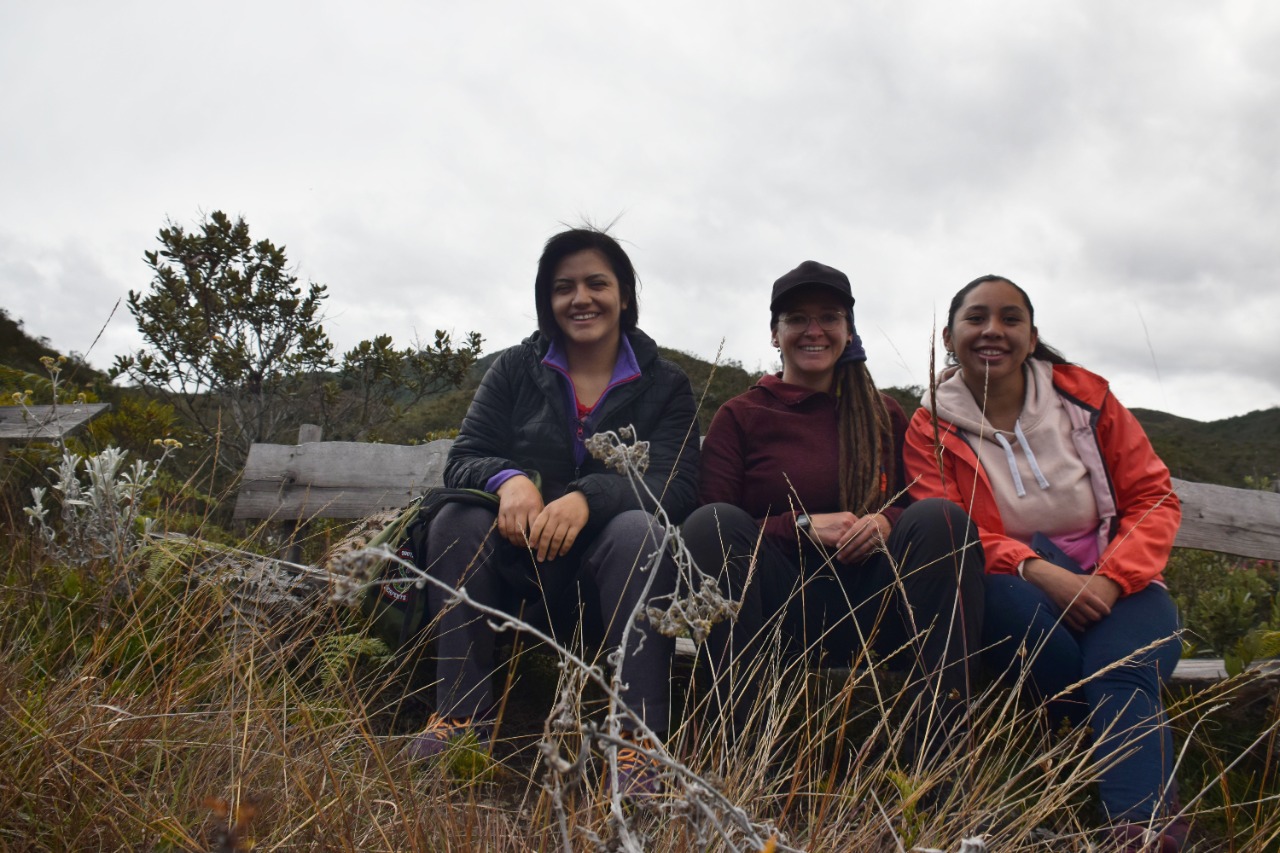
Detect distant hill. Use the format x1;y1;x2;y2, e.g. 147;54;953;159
1131;406;1280;488
1;308;65;375
5;311;1273;490
0;307;107;392
383;345;1280;489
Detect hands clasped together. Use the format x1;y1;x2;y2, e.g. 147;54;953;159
803;511;891;564
496;475;590;562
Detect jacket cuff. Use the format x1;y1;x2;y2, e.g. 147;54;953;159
486;469;527;494
1096;567;1140;596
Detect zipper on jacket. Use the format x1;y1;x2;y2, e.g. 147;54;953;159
574;417;585;479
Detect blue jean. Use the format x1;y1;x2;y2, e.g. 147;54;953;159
983;574;1182;821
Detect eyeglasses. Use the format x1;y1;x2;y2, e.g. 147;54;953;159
778;310;846;332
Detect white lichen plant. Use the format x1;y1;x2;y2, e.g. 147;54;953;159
328;426;793;853
18;356;182;564
25;440;182;565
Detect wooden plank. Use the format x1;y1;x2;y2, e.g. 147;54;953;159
1171;478;1280;562
671;638;1276;685
233;439;451;520
231;441;1280;560
1171;658;1280;682
0;403;111;441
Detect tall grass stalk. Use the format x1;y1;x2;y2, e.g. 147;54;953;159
4;445;1280;849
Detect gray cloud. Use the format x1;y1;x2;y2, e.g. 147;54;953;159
1;0;1276;421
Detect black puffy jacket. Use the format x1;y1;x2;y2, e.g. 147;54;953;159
445;329;701;530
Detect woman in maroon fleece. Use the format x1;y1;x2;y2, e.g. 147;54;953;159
682;261;984;762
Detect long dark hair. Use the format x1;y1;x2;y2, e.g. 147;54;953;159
533;229;639;339
945;274;1069;365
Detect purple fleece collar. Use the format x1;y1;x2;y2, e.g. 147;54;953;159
542;334;641;388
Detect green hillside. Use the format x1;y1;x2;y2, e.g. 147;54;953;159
1133;406;1280;488
4;310;1274;489
0;308;62;374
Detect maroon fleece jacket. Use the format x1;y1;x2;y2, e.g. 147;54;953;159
698;373;910;543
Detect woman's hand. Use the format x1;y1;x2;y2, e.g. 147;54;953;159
807;512;891;564
496;475;545;547
1021;558;1123;631
528;492;590;562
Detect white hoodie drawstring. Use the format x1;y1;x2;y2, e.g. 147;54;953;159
994;419;1051;498
993;433;1026;497
1014;419;1052;490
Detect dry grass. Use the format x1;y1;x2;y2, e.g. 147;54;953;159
2;514;1279;853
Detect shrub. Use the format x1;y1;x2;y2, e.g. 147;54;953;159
1166;548;1280;668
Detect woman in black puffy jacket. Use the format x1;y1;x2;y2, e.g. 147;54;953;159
409;228;699;797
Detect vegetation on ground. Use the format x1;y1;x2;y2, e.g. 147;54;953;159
2;430;1279;850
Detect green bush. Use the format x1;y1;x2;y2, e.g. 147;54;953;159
1166;548;1280;667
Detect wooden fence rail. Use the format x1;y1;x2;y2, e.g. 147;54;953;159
235;429;1280;563
234;426;1280;685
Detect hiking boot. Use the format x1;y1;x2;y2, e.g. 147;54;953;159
609;733;664;803
406;715;492;761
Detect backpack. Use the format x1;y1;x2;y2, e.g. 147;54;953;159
360;487;500;652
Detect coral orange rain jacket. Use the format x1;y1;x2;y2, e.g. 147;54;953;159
904;363;1180;596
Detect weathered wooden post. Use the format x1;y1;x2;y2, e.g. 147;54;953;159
281;424;322;563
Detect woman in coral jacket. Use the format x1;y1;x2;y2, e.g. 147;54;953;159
904;274;1186;852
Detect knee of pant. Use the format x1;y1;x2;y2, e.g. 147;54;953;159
1082;651;1165;694
594;511;675;589
683;503;749;559
899;498;974;537
600;508;664;549
896;499;982;570
431;501;499;540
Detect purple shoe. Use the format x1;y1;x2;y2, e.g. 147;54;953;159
1160;812;1190;851
610;735;664;803
406;715;492;761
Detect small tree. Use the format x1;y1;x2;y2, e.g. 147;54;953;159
112;210;483;466
322;329;483;441
112;211;334;469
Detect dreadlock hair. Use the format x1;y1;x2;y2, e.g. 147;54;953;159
834;359;894;515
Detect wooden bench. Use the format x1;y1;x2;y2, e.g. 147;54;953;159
1;402;112;482
234;426;1280;683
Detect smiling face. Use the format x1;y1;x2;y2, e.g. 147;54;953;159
549;249;626;354
772;288;852;392
943;279;1039;395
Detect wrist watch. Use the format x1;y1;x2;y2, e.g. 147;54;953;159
796;513;812;534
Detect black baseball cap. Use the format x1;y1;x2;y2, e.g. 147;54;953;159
769;260;855;312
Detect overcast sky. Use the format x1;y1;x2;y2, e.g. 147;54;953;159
2;0;1277;422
